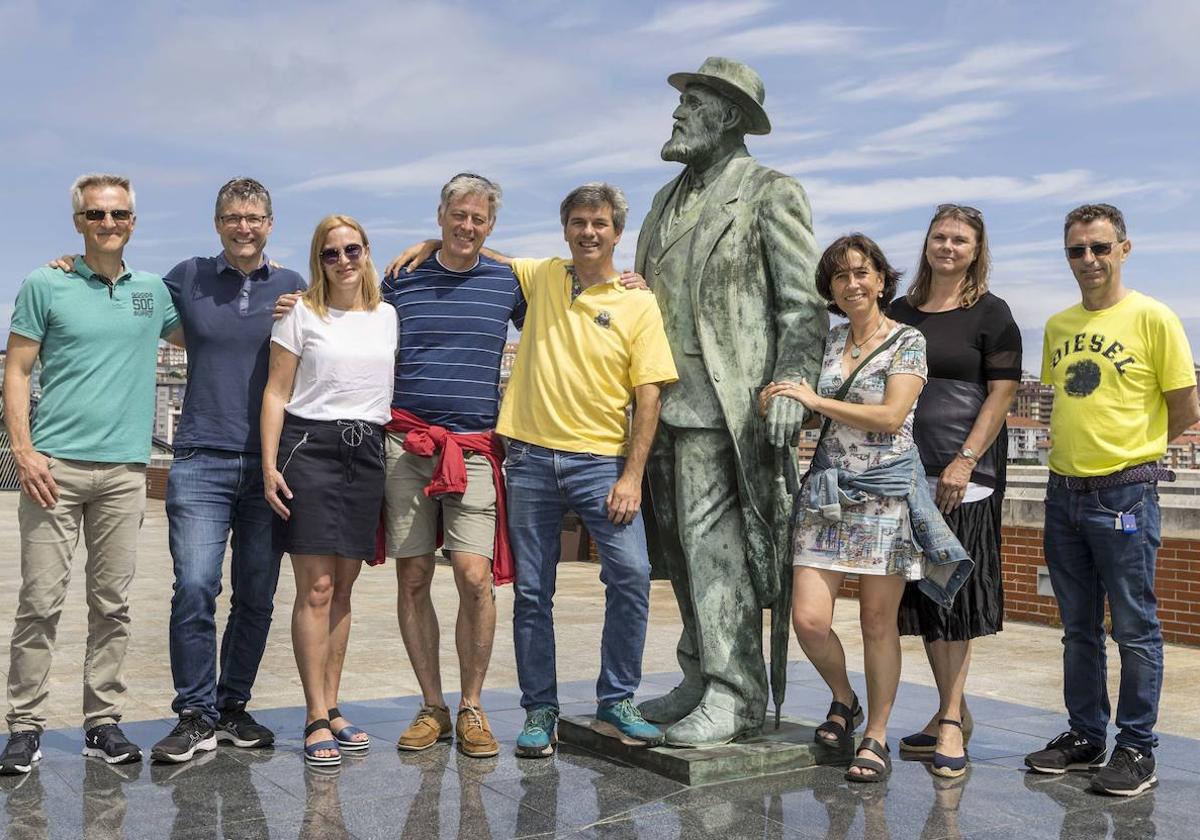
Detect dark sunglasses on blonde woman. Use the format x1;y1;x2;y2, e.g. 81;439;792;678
319;244;364;265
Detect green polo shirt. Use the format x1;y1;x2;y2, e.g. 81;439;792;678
9;257;181;464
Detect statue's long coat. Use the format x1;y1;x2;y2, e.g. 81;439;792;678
635;153;828;608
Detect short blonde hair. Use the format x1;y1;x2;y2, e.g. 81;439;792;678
71;173;135;214
304;215;381;319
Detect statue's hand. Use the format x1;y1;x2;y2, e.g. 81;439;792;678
766;396;804;449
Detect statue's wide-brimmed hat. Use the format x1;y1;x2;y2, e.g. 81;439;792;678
668;56;771;135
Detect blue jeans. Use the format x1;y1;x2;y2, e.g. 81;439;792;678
166;448;282;722
506;441;651;711
1043;478;1163;752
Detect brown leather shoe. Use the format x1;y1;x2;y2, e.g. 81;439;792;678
456;705;500;758
396;705;452;751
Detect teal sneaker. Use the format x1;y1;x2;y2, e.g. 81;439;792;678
515;706;558;758
595;698;665;747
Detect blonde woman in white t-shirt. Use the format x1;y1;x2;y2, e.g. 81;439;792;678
261;214;398;767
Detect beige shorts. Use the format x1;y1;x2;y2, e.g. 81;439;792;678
384;434;496;559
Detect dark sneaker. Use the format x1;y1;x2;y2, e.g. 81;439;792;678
1090;745;1158;796
1024;730;1106;774
216;705;274;749
0;731;42;775
151;713;217;763
515;706;558;758
82;724;142;765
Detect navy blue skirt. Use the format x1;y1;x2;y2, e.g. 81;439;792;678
274;413;384;561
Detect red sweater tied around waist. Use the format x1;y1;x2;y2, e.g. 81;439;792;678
371;408;513;585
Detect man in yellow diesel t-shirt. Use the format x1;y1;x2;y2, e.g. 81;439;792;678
488;183;678;756
1024;203;1199;796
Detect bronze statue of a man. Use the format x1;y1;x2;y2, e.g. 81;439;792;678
636;57;828;747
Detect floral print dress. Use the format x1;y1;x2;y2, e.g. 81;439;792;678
792;323;928;578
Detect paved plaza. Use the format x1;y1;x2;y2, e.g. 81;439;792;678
1;492;1198;838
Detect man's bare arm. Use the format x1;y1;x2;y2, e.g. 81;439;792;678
1165;385;1200;442
606;383;662;525
3;333;58;507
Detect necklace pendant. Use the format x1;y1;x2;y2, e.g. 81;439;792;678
850;345;862;359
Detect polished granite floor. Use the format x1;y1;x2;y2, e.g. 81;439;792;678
2;664;1195;840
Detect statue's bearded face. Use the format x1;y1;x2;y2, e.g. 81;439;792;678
661;84;735;164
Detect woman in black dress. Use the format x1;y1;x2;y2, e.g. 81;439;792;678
891;204;1021;777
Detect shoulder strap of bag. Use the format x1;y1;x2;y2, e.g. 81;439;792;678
810;325;911;462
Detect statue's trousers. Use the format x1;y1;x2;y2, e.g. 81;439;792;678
646;424;768;721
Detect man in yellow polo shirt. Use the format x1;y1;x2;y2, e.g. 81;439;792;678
494;183;678;757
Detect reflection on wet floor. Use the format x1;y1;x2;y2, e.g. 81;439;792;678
0;674;1195;839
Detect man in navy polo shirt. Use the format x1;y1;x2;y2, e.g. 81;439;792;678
152;178;306;762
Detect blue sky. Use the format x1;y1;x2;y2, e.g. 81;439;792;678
3;0;1197;373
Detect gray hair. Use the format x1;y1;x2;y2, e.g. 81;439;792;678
438;172;502;220
559;182;629;232
215;177;273;218
71;173;135;214
1064;203;1126;241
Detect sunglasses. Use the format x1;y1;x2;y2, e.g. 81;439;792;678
319;243;364;265
1065;241;1122;260
75;208;133;222
218;213;270;229
936;203;982;219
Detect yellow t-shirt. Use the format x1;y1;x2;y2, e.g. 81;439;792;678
1041;291;1195;476
497;257;679;455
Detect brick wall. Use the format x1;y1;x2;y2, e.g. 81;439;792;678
147;466;169;501
999;525;1200;647
829;523;1200;647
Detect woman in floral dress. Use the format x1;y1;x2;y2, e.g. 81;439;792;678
760;233;926;783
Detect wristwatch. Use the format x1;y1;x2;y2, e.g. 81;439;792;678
959;447;979;463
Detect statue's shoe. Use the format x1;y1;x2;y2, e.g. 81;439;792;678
663;703;762;748
637;683;703;725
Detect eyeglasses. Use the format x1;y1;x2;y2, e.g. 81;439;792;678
218;213;270;229
936;203;982;219
75;209;133;223
319;244;364;265
1065;241;1122;260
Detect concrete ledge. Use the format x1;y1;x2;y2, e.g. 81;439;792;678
1005;465;1200;538
558;714;852;786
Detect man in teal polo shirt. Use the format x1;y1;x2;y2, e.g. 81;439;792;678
0;173;181;774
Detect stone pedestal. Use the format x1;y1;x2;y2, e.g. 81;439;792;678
558;714;853;786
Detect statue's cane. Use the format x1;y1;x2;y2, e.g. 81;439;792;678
770;446;801;728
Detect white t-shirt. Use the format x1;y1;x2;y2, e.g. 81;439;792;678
270;300;397;424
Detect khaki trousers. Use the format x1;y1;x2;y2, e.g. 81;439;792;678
6;458;146;732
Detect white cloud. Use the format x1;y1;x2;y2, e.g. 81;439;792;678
876;102;1010;144
771;102;1010;175
705;21;869;56
1116;0;1200;95
831;42;1102;102
636;1;773;35
807;171;1160;217
287;102;677;195
89;3;573;147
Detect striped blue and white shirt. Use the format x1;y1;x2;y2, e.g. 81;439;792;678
381;253;526;432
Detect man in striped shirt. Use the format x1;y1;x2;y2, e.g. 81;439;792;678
382;174;525;759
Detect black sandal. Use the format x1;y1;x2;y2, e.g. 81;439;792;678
845;736;891;783
814;694;863;747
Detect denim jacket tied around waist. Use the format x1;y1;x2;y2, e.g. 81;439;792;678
801;446;974;609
